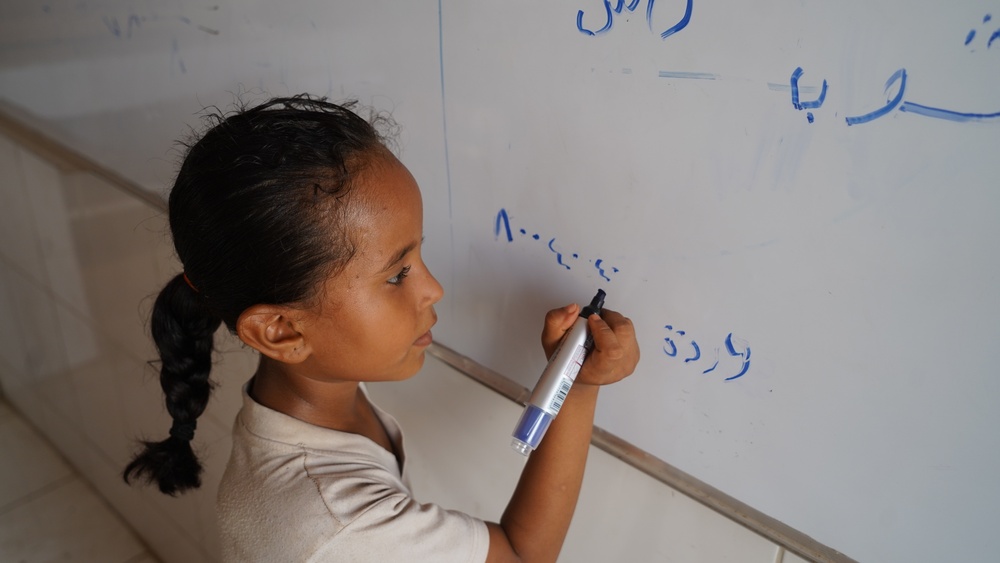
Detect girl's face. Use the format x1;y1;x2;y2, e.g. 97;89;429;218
294;155;444;383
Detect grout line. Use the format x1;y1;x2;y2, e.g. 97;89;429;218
0;252;160;373
0;473;77;516
0;394;197;562
0;101;167;212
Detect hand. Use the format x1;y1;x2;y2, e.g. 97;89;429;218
541;304;639;387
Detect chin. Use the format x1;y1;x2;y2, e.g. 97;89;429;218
391;349;427;381
408;351;427;376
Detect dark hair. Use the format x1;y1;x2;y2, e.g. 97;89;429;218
123;95;392;495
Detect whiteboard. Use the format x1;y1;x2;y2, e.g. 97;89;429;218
2;2;999;562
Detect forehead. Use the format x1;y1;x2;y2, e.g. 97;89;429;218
344;156;423;267
350;155;422;223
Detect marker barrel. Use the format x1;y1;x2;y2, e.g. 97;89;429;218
511;290;605;455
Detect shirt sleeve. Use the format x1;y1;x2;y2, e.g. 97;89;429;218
310;480;490;563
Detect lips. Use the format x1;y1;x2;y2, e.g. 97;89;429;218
414;310;437;347
414;329;433;347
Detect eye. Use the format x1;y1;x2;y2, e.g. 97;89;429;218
387;265;411;286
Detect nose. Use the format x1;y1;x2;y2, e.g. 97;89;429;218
423;265;444;307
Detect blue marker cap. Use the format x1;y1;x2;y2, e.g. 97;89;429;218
511;404;554;455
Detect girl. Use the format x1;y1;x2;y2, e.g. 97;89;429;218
123;95;639;562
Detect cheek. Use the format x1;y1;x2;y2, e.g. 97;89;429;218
362;302;411;349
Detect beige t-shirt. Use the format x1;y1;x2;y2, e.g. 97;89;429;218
217;382;489;562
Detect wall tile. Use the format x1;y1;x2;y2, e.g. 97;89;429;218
63;171;168;355
68;330;130;455
0;400;73;509
0;139;45;281
0;478;147;563
19;148;91;316
55;299;100;372
0;357;47;434
4;265;67;382
0;264;30;379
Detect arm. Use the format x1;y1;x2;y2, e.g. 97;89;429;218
486;305;639;563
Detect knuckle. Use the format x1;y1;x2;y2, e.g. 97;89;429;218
605;345;625;361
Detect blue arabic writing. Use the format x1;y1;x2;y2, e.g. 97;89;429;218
778;65;1000;126
494;208;622;281
790;67;828;123
965;13;999;49
664;325;751;381
844;68;907;125
843;67;1000;125
577;0;693;40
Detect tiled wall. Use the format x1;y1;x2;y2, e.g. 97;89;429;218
0;127;805;562
0;130;241;561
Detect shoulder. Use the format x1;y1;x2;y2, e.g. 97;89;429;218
219;389;488;562
221;438;487;562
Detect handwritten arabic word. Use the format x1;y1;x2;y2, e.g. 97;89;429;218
964;13;999;50
784;66;1000;126
844;67;1000;125
790;67;828;123
577;0;693;40
495;209;621;281
664;325;751;381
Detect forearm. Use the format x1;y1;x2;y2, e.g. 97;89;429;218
487;306;637;562
498;383;599;562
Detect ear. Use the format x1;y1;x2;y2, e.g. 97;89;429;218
236;305;312;364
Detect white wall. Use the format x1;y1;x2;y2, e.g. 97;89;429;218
0;126;797;562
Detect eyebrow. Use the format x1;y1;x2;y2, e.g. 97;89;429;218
380;237;424;273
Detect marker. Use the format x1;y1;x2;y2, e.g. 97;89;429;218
511;289;606;455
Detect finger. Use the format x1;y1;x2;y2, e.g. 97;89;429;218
600;310;639;367
587;311;625;362
580;309;639;384
597;310;637;350
541;303;580;357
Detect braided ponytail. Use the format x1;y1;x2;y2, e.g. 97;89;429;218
123;273;221;495
122;94;392;495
